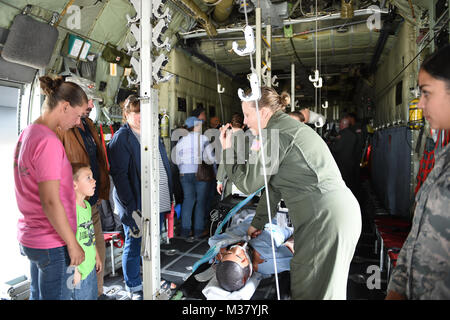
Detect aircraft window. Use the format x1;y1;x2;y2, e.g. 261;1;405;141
28;78;42;125
0;85;29;285
178;97;186;112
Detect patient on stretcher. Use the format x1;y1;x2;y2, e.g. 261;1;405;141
208;212;294;292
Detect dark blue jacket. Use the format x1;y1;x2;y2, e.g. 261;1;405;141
107;123;173;227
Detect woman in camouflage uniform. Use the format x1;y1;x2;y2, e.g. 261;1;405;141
386;44;450;300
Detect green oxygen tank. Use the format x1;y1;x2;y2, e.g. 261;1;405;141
160;109;169;138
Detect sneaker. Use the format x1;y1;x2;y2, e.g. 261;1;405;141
161;279;177;291
130;290;143;300
98;293;116;300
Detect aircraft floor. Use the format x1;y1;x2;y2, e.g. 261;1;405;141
102;222;388;300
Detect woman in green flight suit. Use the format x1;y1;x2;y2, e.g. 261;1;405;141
219;87;361;299
216;112;249;198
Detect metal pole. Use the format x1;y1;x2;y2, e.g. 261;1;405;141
291;63;295;111
266;22;272;88
140;0;161;300
256;6;262;82
430;0;436;52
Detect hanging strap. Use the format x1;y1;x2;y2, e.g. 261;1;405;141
99;123;110;170
109;124;115;138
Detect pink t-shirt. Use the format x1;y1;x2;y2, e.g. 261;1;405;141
14;124;77;249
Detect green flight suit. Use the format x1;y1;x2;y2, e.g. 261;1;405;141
223;110;361;299
217;129;252;197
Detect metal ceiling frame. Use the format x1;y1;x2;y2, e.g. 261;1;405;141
369;6;402;74
179;8;390;39
178;43;236;79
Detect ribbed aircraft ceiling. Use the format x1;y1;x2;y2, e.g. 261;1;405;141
0;0;439;105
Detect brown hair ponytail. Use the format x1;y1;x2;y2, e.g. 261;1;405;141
39;76;88;111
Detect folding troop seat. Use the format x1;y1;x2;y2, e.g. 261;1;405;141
374;216;411;229
103;232;124;276
374;215;411;273
387;249;400;281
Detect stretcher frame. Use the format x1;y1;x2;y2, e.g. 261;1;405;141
174;195;293;300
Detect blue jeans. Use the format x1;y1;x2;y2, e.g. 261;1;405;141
180;173;208;238
122;224;142;292
20;244;73;300
72;267;98;300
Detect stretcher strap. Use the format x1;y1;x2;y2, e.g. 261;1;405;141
109;124;115;138
365;144;372;163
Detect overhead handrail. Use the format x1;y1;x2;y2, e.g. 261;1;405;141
313;77;323;88
238;70;261;102
232;25;256;56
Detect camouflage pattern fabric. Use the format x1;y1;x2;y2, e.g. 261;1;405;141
388;143;450;299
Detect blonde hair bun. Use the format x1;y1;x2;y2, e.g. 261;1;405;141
280;91;291;108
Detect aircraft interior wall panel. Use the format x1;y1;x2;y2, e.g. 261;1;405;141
88;0;135;53
95;55;124;107
168;49;239;124
63;0;104;36
371;127;412;218
375;22;417;126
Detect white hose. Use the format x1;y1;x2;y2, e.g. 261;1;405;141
308;110;326;128
241;0;281;300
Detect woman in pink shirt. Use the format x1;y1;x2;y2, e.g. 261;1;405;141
13;76;88;300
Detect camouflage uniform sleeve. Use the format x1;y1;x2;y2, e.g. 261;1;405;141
386;231;412;297
387;156;450;299
412;168;450;298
